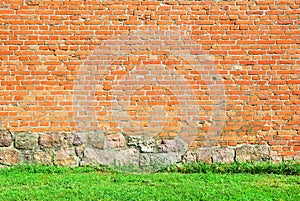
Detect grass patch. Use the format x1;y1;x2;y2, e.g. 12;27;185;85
0;163;299;200
161;161;300;175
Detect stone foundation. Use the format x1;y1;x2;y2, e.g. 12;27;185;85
0;130;296;169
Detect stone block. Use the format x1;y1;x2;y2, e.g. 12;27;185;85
106;133;125;148
114;148;139;167
127;136;142;147
72;132;85;146
15;132;38;149
33;151;52;165
54;148;78;166
0;149;20;165
87;131;105;149
212;147;234;163
75;147;85;159
182;150;196;163
139;139;155;153
0;130;12;147
236;144;270;162
81;148;114;166
196;148;212;163
84;131;105;149
20;150;34;163
150;153;181;169
128;136;155;153
158;139;188;154
140;153;151;167
40;133;63;148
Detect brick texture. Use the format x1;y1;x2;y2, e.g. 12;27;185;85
0;0;299;162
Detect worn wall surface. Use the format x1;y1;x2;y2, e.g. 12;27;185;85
0;0;299;167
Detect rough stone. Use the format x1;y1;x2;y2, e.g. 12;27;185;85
127;136;155;153
20;150;34;163
0;130;12;147
158;139;188;154
150;153;181;169
33;151;52;165
182;150;196;163
212;147;234;163
75;147;85;159
106;133;125;148
0;149;20;165
72;132;85;146
54;148;78;166
86;131;105;149
15;133;38;149
81;148;114;166
71;131;105;148
236;145;270;162
139;154;151;167
40;133;63;148
196;148;212;163
139;139;155;153
127;136;142;147
114;148;139;167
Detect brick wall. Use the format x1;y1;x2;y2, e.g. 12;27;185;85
0;0;299;166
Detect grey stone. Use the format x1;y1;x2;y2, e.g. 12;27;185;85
33;151;52;165
139;139;155;153
127;136;143;147
236;145;270;162
182;150;196;163
105;133;125;148
20;150;33;163
75;147;85;159
127;136;155;153
158;139;188;154
212;147;234;163
15;133;38;149
150;153;181;169
0;130;12;147
81;148;114;166
40;133;63;148
114;149;139;167
196;148;212;163
85;131;105;149
139;154;151;167
86;132;105;149
54;148;78;166
72;132;85;146
0;149;20;165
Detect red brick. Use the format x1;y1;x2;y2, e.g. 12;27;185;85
0;1;297;161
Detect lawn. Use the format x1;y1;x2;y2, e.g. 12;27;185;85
0;165;299;201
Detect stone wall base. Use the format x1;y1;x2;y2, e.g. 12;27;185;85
0;130;298;169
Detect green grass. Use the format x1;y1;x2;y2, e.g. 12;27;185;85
161;161;300;175
0;164;299;201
